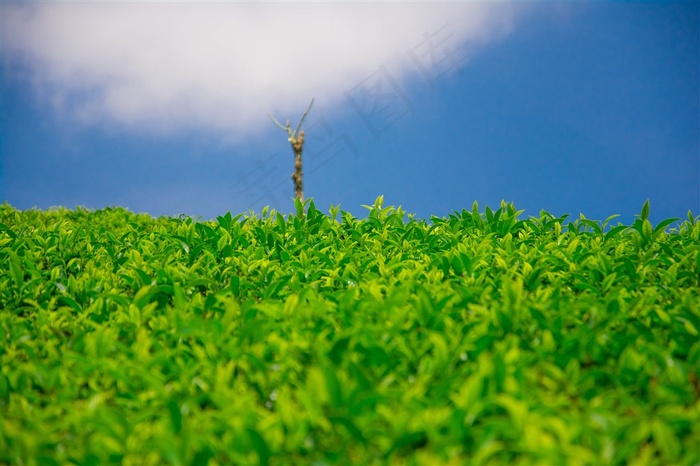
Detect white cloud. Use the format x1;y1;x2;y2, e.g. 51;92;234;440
1;2;528;141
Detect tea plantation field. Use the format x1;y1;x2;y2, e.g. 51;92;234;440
1;198;699;465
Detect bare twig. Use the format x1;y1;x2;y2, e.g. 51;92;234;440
293;98;314;138
269;98;315;202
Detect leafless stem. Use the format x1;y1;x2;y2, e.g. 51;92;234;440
269;98;315;202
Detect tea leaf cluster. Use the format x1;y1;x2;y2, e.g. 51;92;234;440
1;198;698;465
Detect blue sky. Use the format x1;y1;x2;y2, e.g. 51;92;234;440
1;1;698;225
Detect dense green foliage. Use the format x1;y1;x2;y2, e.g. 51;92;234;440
1;198;699;465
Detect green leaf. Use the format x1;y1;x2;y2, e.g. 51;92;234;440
246;428;270;466
651;419;680;462
604;225;627;241
654;308;671;324
230;275;240;296
5;249;23;288
328;415;366;446
496;394;528;427
134;268;151;286
294;196;305;218
0;222;17;239
374;195;384;210
133;285;156;309
653;217;680;236
190;448;213;466
216;211;233;230
322;364;342;407
217;230;231;253
485;205;494;223
168;399;182;434
601;213;621;230
57;295;82;312
640;199;650;221
580;218;602;235
389;431;428;457
642;219;653;244
678;317;698;337
328;336;351;366
450;255;464;275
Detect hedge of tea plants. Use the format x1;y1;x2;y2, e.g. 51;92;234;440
1;198;698;465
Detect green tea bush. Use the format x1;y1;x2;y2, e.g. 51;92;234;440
1;198;698;465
